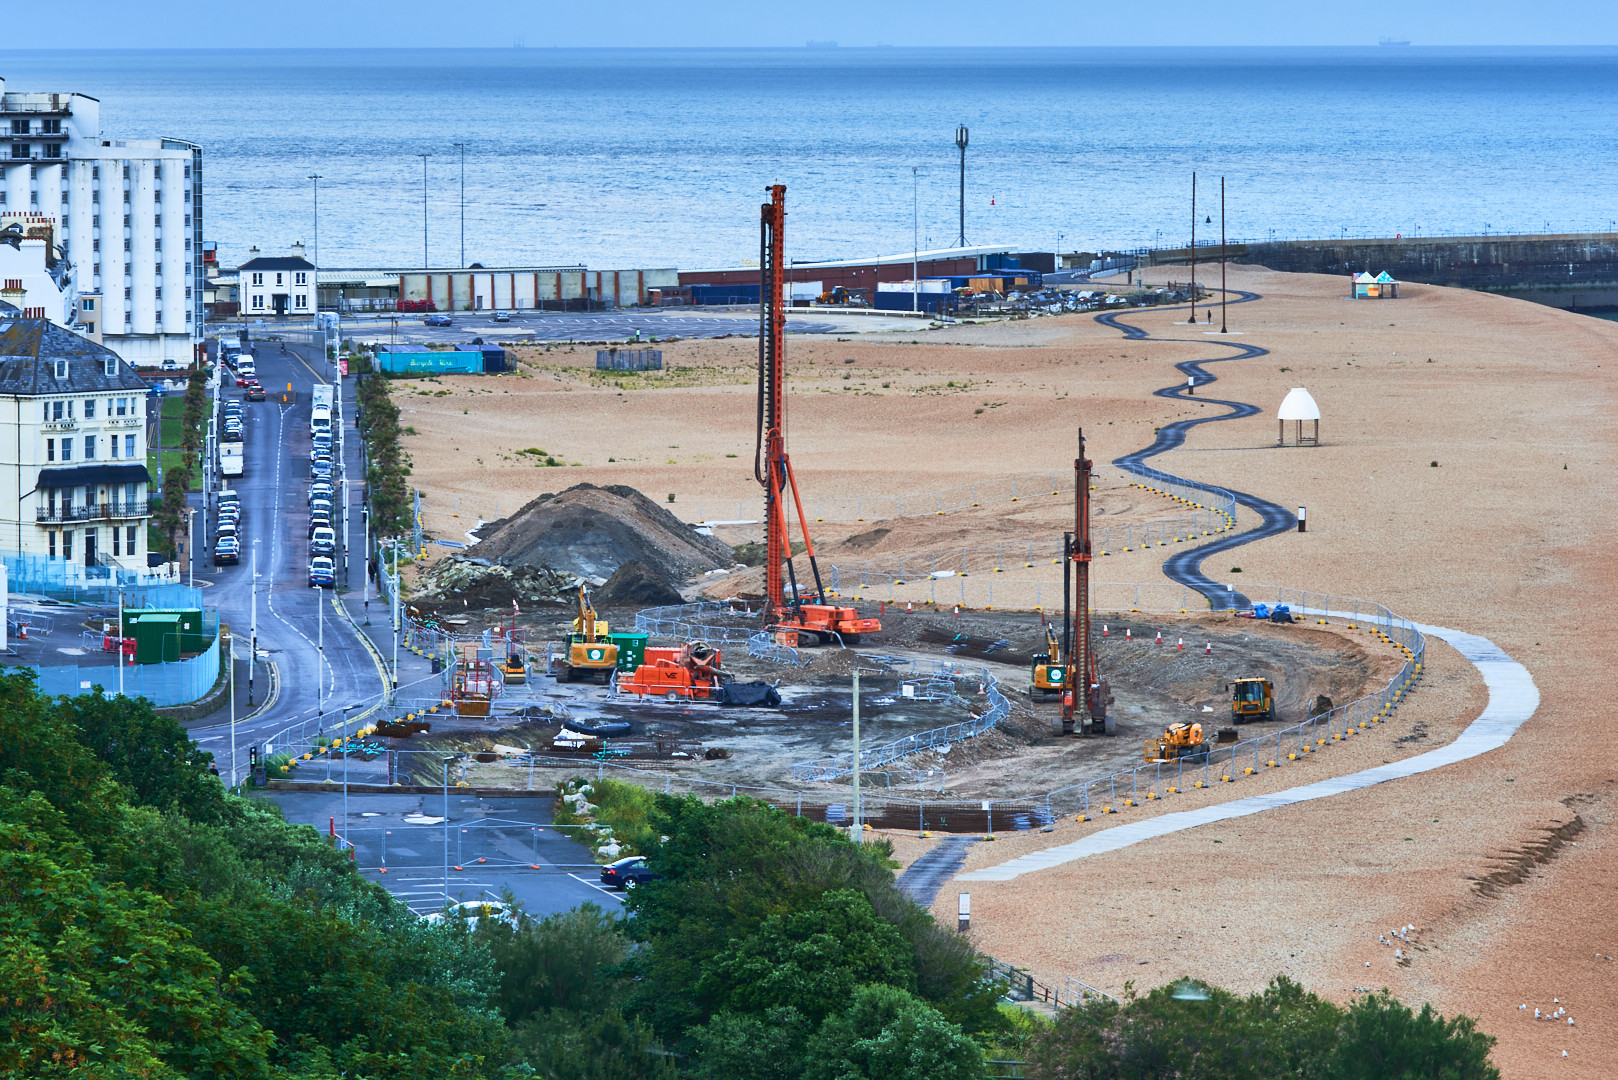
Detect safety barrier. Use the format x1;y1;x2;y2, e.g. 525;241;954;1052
28;630;222;707
634;600;764;645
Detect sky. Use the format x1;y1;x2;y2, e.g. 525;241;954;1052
36;1;1618;49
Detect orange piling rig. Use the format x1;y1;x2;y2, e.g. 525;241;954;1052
755;184;881;646
621;641;726;700
1061;429;1110;735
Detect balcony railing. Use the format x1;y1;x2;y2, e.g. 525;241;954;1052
36;499;158;524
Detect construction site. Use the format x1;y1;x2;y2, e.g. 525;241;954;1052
300;179;1618;1075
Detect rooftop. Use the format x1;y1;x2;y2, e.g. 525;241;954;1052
0;319;149;396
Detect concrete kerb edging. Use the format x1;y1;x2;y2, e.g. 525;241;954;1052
957;617;1537;881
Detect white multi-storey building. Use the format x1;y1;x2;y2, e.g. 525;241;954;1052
0;317;154;570
0;77;202;368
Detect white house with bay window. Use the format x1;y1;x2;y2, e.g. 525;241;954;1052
239;245;315;317
0;317;153;569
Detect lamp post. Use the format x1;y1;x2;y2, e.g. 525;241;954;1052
1220;177;1227;335
1190;172;1197;324
417;153;431;268
308;173;322;299
227;630;237;788
186;507;196;588
452;142;467;268
912;166;919;314
361;506;371;624
248;539;258;705
954;126;969;248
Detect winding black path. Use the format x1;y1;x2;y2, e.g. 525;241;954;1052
1096;292;1296;609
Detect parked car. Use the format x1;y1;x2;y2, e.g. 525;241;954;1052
493;310;511;323
600;855;659;890
310;462;333;481
308;483;334;504
310;527;337;556
308;514;331;537
213;539;240;566
423;314;452;327
308;557;335;587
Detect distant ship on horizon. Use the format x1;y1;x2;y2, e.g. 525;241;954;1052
1380;37;1412;47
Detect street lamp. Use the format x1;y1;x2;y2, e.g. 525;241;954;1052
417;153;431;268
308;173;322;295
186;507;196;588
911;166;919;314
452;142;467;268
954;126;969;248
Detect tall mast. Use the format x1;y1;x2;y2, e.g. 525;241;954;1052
1064;429;1097;734
756;185;788;625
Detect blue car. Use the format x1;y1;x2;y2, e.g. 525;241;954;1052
423;314;452;327
308;557;335;588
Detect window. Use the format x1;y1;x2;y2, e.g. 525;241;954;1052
92;240;99;252
125;482;137;505
84;299;96;313
122;165;129;179
51;401;63;421
43;145;61;160
295;294;307;309
45;438;54;462
153;165;162;179
61;437;72;461
251;272;263;286
84;436;95;460
154;214;161;227
48;530;56;559
122;213;129;227
104;357;116;377
115;395;125;415
43;119;60;135
127;525;137;553
84;399;96;419
53;360;67;380
295;272;307;285
109;434;118;459
154;288;161;300
124;434;136;459
66;401;73;419
275;273;284;286
8;145;26;160
85;322;95;335
123;239;130;252
8;119;24;134
251;295;263;310
62;530;71;561
112;528;120;556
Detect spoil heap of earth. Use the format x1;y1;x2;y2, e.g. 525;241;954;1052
417;483;733;608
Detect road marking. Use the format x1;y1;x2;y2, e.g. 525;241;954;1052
568;873;627;903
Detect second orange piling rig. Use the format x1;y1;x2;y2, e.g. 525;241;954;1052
1062;429;1111;735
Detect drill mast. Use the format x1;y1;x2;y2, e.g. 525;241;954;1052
1062;429;1108;734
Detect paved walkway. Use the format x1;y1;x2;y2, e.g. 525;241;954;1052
896;837;978;905
958;620;1538;881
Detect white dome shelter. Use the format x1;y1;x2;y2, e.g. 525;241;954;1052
1277;387;1320;446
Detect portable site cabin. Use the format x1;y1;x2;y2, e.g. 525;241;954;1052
1350;271;1401;299
1277;387;1321;446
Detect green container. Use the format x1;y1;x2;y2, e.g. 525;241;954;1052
607;633;648;672
122;608;209;654
133;613;182;664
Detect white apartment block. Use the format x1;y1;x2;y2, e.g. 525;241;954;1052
0;77;202;368
0;318;153;570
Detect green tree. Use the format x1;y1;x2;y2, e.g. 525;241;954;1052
1327;993;1499;1080
58;692;224;821
479;903;631;1021
689;1007;812;1080
697;889;915;1025
803;984;986;1080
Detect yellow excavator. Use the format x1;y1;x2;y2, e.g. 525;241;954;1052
1229;678;1275;723
1029;624;1067;697
554;585;619;683
1145;721;1205;762
817;286;857;305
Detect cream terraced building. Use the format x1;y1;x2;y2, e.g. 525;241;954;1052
0;317;154;569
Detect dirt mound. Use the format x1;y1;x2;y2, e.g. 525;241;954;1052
468;483;733;585
596;560;684;607
413;557;578;609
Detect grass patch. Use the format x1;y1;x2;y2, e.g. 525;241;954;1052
552;777;658;861
146;450;199;491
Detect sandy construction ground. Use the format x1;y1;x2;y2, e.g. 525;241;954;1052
394;264;1618;1075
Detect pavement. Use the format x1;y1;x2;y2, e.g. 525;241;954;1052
333;306;925;347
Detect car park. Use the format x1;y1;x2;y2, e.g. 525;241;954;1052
423;314;452;327
600;855;659;890
310;527;336;556
308;557;335;587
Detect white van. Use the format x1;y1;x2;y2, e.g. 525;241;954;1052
237;354;257;378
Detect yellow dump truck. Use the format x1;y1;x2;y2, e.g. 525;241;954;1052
1229;678;1274;724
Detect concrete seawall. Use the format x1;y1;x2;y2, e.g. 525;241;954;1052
1146;233;1618;312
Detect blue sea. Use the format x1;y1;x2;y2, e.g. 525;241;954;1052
4;47;1618;269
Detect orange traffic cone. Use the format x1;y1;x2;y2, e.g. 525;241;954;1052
1177;637;1184;650
1155;631;1163;645
1125;628;1132;641
1102;624;1109;636
1205;641;1213;655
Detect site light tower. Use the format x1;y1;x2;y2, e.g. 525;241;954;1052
452;142;467;268
954;126;969;248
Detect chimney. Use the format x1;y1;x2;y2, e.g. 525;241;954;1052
290;241;306;259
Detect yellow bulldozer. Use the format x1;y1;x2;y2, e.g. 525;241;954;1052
1144;721;1205;763
553;585;619;683
1229;678;1275;724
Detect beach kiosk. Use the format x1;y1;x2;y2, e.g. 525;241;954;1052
1350;271;1400;299
1277;387;1320;446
